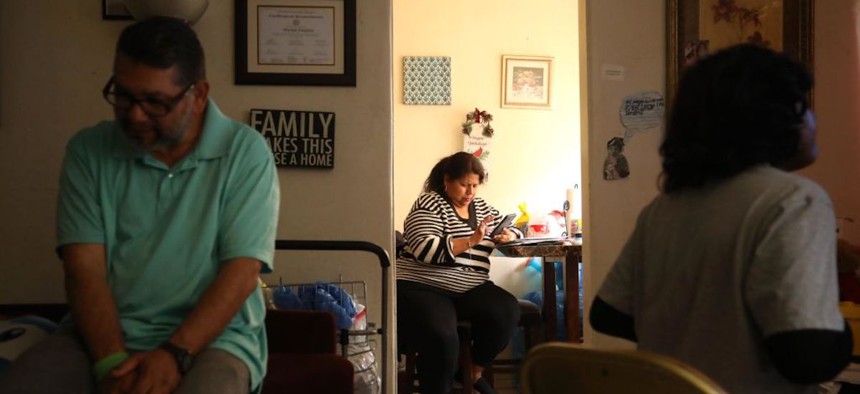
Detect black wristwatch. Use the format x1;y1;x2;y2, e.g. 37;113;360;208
160;341;194;375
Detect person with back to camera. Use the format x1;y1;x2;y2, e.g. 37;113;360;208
590;43;852;393
397;151;523;394
0;17;279;394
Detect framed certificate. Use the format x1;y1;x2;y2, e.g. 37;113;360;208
234;0;356;86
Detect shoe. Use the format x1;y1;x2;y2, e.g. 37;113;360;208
453;370;496;394
473;377;496;394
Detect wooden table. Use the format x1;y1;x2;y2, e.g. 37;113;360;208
496;241;582;343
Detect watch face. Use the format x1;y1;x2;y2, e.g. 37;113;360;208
178;353;193;373
161;342;194;374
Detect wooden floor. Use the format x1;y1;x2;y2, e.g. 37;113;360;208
452;374;518;394
493;373;520;393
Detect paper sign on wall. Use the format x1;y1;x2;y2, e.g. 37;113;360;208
463;124;492;171
620;91;664;138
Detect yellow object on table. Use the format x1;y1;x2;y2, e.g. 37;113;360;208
840;301;860;356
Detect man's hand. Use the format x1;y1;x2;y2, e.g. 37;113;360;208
110;350;181;394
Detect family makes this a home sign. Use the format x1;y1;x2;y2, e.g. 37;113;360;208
249;109;335;169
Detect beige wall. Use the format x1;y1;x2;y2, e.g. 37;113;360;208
0;1;395;385
392;0;582;230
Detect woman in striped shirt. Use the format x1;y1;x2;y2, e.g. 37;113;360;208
397;152;523;394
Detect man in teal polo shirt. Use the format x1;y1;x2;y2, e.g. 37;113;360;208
0;17;279;394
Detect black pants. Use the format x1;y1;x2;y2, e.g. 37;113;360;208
397;280;520;394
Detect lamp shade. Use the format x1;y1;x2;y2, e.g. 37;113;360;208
123;0;209;25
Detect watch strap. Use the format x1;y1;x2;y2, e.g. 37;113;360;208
159;341;193;374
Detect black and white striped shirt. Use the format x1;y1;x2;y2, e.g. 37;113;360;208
396;191;521;293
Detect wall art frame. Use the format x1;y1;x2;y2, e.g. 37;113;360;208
667;0;813;104
234;0;356;86
501;55;553;109
103;0;134;20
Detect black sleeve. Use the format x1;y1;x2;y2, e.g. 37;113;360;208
589;296;637;342
764;321;853;384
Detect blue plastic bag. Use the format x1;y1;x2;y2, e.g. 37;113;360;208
272;286;305;310
272;282;359;330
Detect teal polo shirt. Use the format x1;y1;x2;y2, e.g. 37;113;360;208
56;99;279;390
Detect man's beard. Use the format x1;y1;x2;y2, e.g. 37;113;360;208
122;107;193;152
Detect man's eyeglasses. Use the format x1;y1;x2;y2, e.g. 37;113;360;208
102;77;195;117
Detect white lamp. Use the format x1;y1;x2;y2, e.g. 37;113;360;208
123;0;210;25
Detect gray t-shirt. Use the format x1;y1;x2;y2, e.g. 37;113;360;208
598;165;844;394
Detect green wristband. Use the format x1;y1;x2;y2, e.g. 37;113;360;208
92;351;130;382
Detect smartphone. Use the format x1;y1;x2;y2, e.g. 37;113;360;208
489;213;517;237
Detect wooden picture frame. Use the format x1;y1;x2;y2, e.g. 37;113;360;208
501;55;553;109
667;0;813;104
234;0;356;86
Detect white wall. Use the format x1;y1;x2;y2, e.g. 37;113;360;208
581;0;665;348
0;0;395;388
392;0;582;230
0;2;119;304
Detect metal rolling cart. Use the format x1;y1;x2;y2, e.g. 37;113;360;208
272;240;391;394
269;279;378;386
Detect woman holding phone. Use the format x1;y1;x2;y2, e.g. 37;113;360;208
397;151;522;394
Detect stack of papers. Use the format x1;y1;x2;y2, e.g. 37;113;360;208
498;237;569;247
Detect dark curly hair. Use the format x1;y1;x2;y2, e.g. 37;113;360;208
115;16;206;87
660;44;812;193
423;152;486;194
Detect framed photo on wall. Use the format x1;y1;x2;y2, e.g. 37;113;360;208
103;0;133;20
667;0;813;104
234;0;356;86
501;55;553;109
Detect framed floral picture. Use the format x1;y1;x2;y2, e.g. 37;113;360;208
501;55;553;109
667;0;813;104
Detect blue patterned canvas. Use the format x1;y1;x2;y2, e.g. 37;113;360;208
403;56;451;105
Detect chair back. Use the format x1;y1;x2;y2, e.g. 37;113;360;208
521;342;727;394
265;309;337;354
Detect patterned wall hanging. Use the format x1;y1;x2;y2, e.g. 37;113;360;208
403;56;451;105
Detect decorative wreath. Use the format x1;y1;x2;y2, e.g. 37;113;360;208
461;108;494;137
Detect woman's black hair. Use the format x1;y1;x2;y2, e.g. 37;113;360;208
423;152;486;194
115;16;205;87
660;44;812;193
